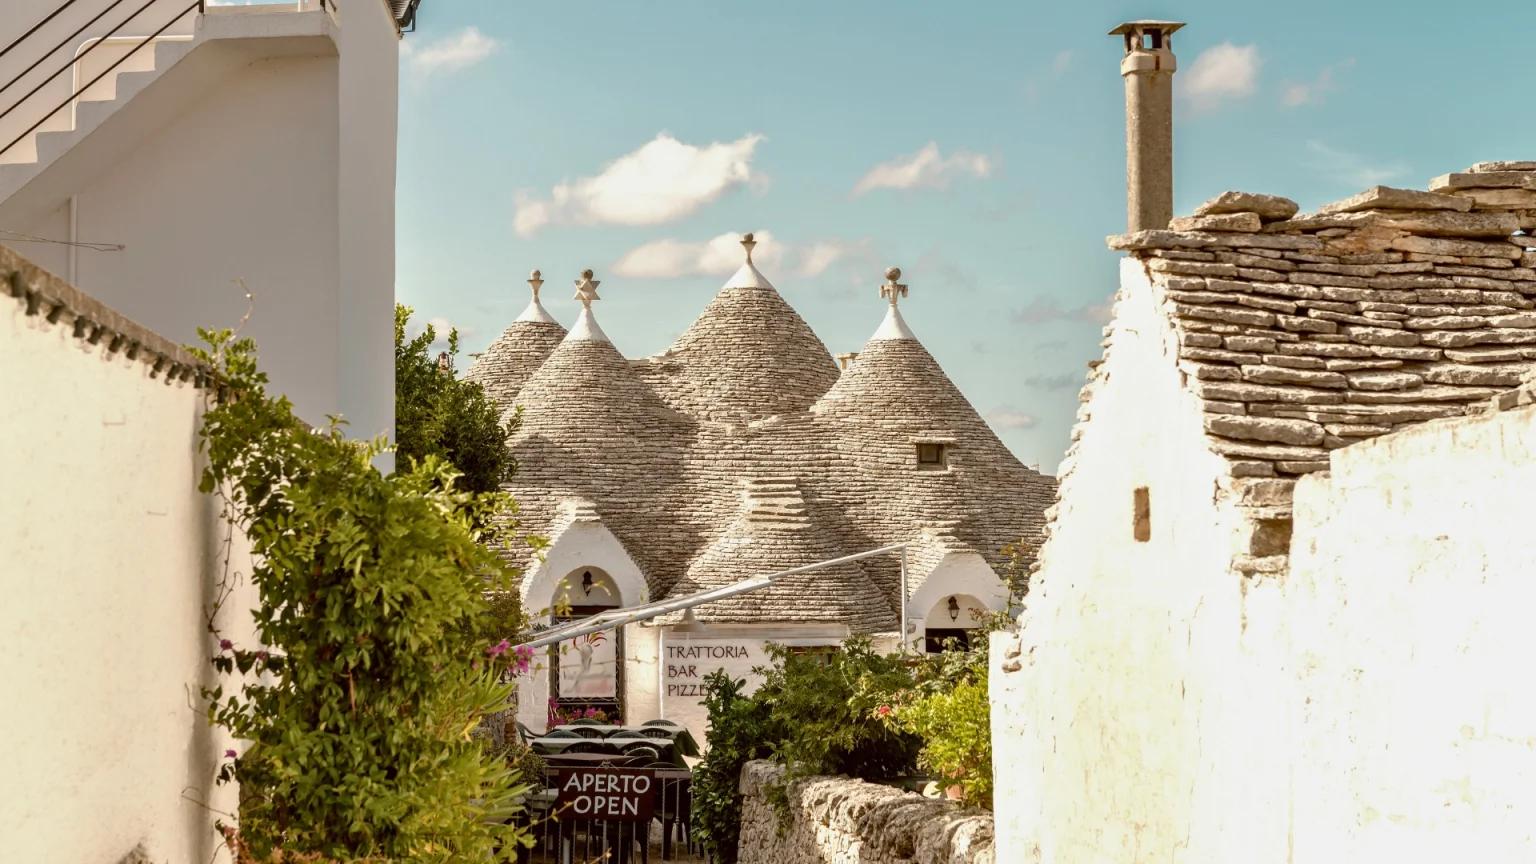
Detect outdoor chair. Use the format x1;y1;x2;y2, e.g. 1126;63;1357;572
568;717;605;726
643;761;692;860
514;721;537;744
638;727;673;740
566;725;605;739
619;742;662;762
542;729;580;739
605;730;645;741
561;740;617;755
641;719;681;727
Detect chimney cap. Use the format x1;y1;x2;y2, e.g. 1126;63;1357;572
1108;20;1186;37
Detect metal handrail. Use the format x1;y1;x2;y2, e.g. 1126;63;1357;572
0;0;87;63
0;0;202;160
0;0;133;101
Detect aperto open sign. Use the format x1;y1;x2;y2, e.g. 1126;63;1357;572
554;768;656;823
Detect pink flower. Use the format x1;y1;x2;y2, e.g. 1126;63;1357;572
471;661;480;670
224;749;237;759
219;639;233;651
487;639;511;658
877;705;892;717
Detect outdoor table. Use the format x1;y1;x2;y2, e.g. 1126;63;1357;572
549;724;701;758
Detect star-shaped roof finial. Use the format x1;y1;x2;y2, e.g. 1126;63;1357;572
741;233;756;264
880;267;908;307
528;269;544;302
574;268;601;309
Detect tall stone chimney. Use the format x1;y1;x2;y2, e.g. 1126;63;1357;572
1109;20;1185;233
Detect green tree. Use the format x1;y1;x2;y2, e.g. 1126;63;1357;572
394;304;519;495
193;328;532;862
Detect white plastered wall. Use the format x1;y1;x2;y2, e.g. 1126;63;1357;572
1287;404;1536;863
992;257;1285;863
907;551;1005;643
516;521;648;733
0;303;257;864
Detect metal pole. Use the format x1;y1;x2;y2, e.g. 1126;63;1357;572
900;546;909;653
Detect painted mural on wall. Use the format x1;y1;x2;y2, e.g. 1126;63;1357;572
557;630;617;698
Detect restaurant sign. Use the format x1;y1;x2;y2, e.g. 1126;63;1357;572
555;768;656;822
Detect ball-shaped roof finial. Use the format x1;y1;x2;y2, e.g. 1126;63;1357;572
885;267;901;282
581;268;594;280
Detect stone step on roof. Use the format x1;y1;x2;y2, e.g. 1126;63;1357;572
670;477;898;633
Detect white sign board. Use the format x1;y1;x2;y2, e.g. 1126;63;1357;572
660;637;766;751
557;629;617;699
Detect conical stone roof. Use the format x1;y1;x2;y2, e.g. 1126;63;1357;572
812;268;1055;586
464;270;567;408
648;234;840;423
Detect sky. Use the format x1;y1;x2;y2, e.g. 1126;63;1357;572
393;0;1536;472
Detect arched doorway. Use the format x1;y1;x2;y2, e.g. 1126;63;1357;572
548;567;623;724
921;593;988;653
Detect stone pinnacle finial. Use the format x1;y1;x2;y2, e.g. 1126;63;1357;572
528;269;544;302
741;233;756;264
880;266;908;307
574;268;601;309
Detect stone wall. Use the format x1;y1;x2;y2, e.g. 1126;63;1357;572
0;245;257;864
738;761;995;864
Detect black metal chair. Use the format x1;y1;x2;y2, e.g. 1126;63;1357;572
561;740;618;755
643;761;692;860
565;725;605;739
620;742;662;762
542;728;581;739
638;727;673;740
641;719;681;727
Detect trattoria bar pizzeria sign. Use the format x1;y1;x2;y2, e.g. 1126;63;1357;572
555;768;656;822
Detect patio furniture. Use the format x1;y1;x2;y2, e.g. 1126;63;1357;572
566;725;605;739
561;740;618;755
643;762;693;860
641;719;681;727
618;742;662;762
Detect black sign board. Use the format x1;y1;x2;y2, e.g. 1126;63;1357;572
554;767;656;823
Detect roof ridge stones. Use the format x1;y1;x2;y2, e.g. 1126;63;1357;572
1095;160;1536;577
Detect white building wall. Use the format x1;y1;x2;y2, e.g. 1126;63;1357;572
1287;404;1536;863
0;262;257;864
2;2;396;458
16;54;343;424
992;260;1536;862
992;258;1271;863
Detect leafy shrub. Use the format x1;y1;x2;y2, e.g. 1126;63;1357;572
867;647;994;809
394;304;519;496
194;328;533;862
690;671;776;864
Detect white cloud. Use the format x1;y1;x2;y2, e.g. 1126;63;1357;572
405;27;498;76
405;316;475;346
1052;49;1074;74
1180;42;1260;114
1282;58;1355;108
513;132;765;236
852;142;992;196
612;230;857;280
1024;372;1083;391
986;406;1037;431
1013;293;1114;325
1305;140;1409;188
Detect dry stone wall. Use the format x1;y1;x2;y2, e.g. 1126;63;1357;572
1098;162;1536;577
738;761;995;864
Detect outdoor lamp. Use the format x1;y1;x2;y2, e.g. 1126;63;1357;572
947;596;960;622
581;570;594;598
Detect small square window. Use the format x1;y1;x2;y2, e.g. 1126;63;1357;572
916;442;948;468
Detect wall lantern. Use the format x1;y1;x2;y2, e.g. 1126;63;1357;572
581;570;594;598
947;596;960;623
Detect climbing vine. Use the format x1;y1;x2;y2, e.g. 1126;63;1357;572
192;326;533;863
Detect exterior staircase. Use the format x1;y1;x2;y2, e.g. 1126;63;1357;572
0;2;337;219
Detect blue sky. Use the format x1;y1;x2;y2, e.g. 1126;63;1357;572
394;0;1535;471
